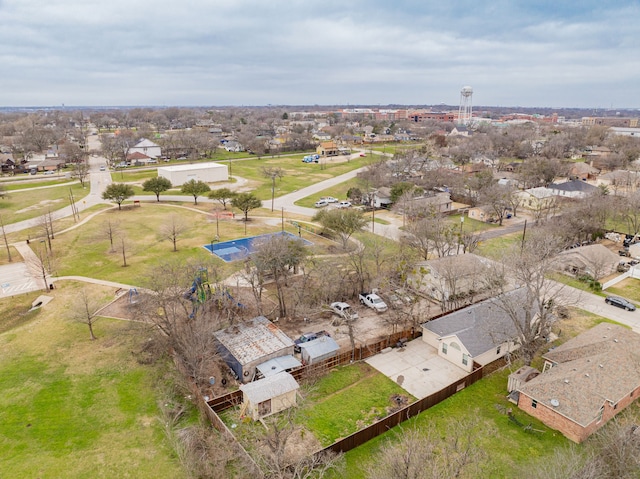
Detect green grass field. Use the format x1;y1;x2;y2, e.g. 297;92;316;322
0;182;91;224
230;155;374;201
0;283;184;478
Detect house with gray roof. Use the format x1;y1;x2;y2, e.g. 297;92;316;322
422;288;536;372
548;179;599;198
555;244;620;279
515;323;640;443
298;336;340;365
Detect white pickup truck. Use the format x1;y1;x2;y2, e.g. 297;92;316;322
330;302;359;320
358;292;388;312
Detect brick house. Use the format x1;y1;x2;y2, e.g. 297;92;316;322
515;323;640;443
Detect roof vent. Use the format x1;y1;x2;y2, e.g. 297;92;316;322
614;339;619;343
564;379;570;384
599;364;604;368
550;398;560;407
585;373;590;377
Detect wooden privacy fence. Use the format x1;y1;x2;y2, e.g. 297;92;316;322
320;365;484;454
207;327;421;412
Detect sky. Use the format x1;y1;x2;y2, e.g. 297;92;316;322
1;0;639;108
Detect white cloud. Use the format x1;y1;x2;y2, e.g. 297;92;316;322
0;1;639;107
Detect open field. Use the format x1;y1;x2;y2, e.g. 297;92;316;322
0;183;91;224
33;204;336;285
2;178;76;191
230;154;375;201
0;283;185;478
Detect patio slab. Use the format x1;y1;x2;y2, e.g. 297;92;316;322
366;338;468;399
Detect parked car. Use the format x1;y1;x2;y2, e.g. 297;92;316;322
337;201;352;208
293;331;330;353
43;170;55;175
321;196;338;203
359;292;388;312
315;199;329;208
330;302;358;320
605;296;636;311
99;165;106;171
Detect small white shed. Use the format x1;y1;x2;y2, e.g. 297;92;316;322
239;372;299;420
157;162;228;186
299;336;340;365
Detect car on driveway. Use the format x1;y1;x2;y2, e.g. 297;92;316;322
330;301;358;320
321;196;338;203
337;201;352;208
605;296;636;311
315;199;329;208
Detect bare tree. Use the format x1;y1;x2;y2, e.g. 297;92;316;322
252;234;308;318
367;416;487;479
0;213;12;262
262;166;285;212
72;289;100;340
119;236;128;267
253;411;344;479
71;161;90;188
161;214;188;252
29;241;57;290
101;218;120;252
489;229;568;365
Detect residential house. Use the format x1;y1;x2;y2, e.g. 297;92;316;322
130;138;162;159
422;288;536;372
555;244;620;280
312;131;332;141
449;125;471;137
515;323;640;443
408;191;452;216
224;140;244;152
516;187;556;210
126;151;152;165
239;372;299;420
408;253;499;309
373;187;393;208
548;179;599;199
467;205;495;222
213;316;296;383
316;141;339;157
567;162;600;180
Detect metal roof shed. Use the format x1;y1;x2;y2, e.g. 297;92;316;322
239;372;299;420
299;336;340;365
257;355;302;378
214;316;295;382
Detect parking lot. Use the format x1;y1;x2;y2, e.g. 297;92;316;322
0;262;39;298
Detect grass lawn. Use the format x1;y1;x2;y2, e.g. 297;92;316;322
0;182;91;224
3;178;76;191
44;204;334;285
298;363;415;446
110;169;157;183
231;155;374;201
0;283;184;478
476;232;523;259
337;368;570;479
604;277;640;303
295;181;359;208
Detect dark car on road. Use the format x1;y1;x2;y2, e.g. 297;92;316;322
605;296;636;311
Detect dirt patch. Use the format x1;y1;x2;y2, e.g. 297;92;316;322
16;198;64;214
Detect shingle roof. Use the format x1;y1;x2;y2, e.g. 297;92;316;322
550;179;599;193
422;288;536;357
518;323;640;427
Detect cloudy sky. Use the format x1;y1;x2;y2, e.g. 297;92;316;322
1;1;639;108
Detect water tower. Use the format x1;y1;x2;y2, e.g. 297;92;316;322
458;86;473;125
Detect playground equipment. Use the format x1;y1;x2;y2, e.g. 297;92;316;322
184;268;244;318
128;288;139;304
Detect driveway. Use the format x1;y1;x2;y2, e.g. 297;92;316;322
365;338;468;399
